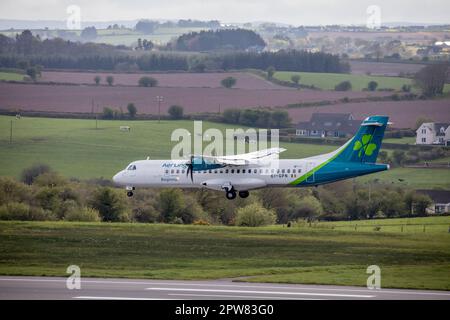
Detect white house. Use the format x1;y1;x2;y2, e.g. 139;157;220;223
416;122;450;145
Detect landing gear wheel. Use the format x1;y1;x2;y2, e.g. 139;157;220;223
225;191;237;200
239;191;249;198
126;191;134;197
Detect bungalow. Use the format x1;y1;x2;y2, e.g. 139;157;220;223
296;113;360;138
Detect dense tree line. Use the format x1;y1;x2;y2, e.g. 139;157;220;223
222;108;291;128
0;31;347;73
220;50;349;73
172;28;266;51
0;165;434;225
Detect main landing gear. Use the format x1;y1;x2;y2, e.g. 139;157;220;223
224;189;250;200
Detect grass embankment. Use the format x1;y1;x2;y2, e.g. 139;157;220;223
1;116;448;188
0;217;449;290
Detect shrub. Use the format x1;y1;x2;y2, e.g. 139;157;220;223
193;219;210;225
235;202;276;227
94;75;101;85
106;75;114;86
221;77;237;88
0;177;31;205
34;172;68;188
127;103;137;118
334;81;352;91
168;105;184;119
0;202;55;221
291;74;300;85
65;207;100;222
0;202;30;220
131;205;160;223
266;66;276;79
90;187;128;222
21;164;51;185
138;76;158;87
367;81;378;91
102;107;114;119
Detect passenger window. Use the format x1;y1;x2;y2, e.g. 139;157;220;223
165;169;169;174
243;169;246;173
176;169;180;174
237;169;240;173
277;169;280;173
293;169;296;173
254;169;257;173
214;170;218;174
271;169;274;173
225;169;229;174
209;170;212;173
171;169;174;174
219;170;223;174
287;169;290;173
231;169;235;174
265;169;269;174
282;169;285;173
182;170;185;174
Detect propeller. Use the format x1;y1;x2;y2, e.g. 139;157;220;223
186;155;194;182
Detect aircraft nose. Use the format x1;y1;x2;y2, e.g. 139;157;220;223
112;171;124;185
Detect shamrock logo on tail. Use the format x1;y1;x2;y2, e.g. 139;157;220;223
353;134;377;157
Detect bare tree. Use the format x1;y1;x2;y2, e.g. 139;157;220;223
414;63;449;97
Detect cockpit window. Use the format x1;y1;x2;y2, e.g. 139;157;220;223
127;165;137;170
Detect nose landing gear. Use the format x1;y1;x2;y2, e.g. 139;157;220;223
126;186;135;197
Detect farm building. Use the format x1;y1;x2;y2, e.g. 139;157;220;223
295;113;360;138
416;122;450;146
416;190;450;214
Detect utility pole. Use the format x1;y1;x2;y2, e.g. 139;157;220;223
156;95;163;123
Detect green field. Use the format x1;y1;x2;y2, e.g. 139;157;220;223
0;218;449;290
0;71;25;81
0;116;448;188
383;137;417;144
274;71;450;92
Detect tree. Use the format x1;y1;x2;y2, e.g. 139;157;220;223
392;150;406;166
127;103;137;118
158;189;184;222
235;202;276;227
135;20;158;34
80;26;97;40
271;110;290;128
266;66;276;79
367;81;378;91
291;74;300;85
21;164;51;185
138;76;158;87
414;63;449;97
168;105;184;119
90;187;128;222
102;107;114;119
335;80;352;91
290;196;323;221
94;75;101;85
26;67;38;81
221;77;237;89
106;75;114;86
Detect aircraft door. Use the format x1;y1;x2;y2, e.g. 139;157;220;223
306;162;315;183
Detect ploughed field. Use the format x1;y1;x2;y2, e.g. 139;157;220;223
39;71;284;90
0;82;389;114
348;61;425;76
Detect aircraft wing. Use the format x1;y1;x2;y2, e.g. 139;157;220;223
203;147;286;166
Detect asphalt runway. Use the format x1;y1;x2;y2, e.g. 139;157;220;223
0;276;449;300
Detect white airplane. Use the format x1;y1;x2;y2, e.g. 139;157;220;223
113;115;390;200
